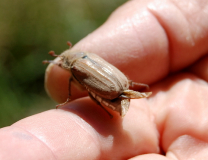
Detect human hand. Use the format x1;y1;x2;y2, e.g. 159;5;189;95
1;0;208;159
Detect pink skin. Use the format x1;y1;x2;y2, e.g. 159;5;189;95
1;0;208;159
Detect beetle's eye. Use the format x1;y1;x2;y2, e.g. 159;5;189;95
82;55;88;59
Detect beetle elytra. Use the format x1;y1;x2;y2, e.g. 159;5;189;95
43;42;152;117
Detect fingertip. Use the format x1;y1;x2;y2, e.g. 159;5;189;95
44;62;88;103
44;63;69;103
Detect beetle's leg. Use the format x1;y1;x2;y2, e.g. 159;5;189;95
120;99;130;117
88;93;113;118
68;77;73;98
119;90;152;99
42;60;62;67
98;104;113;118
56;77;73;108
100;98;130;117
128;80;150;90
56;98;71;109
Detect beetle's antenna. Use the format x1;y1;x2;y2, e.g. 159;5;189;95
42;60;53;64
42;60;62;66
67;41;72;48
48;51;60;57
43;51;62;66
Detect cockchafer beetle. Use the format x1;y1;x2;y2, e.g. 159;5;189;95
43;42;152;118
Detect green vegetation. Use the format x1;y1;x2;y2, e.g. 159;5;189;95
0;0;126;127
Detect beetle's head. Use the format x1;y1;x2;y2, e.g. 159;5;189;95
43;50;86;71
61;50;86;70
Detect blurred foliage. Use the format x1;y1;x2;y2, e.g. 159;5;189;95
0;0;126;127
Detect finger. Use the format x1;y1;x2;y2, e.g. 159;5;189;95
0;98;159;160
44;0;208;103
44;63;88;103
166;135;208;160
188;54;208;82
147;0;208;72
149;73;208;157
129;154;169;160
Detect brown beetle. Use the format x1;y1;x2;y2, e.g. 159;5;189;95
43;42;152;117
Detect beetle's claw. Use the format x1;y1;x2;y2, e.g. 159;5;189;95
56;98;71;109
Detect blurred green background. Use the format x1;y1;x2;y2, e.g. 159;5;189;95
0;0;126;127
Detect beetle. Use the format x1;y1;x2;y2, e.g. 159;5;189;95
43;42;152;117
